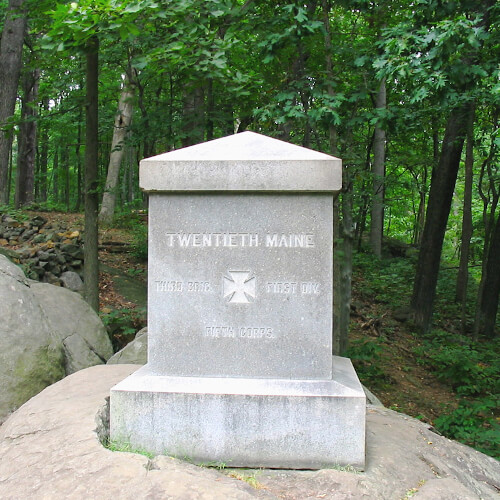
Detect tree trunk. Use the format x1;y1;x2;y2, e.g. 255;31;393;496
74;106;83;211
411;103;470;333
0;0;27;204
62;145;70;211
474;113;499;339
181;84;205;147
15;68;40;208
369;77;386;258
83;36;100;312
98;76;135;225
38;99;49;203
456;103;475;333
321;0;349;355
475;211;500;338
52;148;59;203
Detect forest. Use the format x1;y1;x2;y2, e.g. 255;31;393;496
0;1;499;457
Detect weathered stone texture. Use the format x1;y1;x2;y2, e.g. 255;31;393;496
0;254;113;422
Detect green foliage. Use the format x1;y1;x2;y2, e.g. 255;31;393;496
415;332;499;396
353;253;415;308
434;397;500;459
414;332;500;458
100;306;146;351
106;439;155;459
130;221;148;262
345;338;387;386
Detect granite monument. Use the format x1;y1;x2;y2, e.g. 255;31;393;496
110;131;366;469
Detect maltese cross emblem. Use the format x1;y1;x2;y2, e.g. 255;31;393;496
223;271;256;304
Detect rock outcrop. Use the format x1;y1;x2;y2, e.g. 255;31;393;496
107;327;148;365
0;254;113;422
0;365;498;499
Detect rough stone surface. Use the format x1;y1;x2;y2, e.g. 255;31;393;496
0;365;269;500
1;365;498;499
60;270;84;291
30;281;113;372
0;254;113;422
0;213;84;284
140;131;342;192
107;327;148;365
110;357;366;469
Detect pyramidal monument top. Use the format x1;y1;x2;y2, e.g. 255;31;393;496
139;131;342;192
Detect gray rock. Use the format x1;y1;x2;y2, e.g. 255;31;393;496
0;365;263;500
363;385;384;407
0;365;498;500
60;243;84;259
30;282;113;373
107;327;148;365
60;271;84;291
0;255;113;423
0;246;20;261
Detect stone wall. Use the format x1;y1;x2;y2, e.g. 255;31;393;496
0;214;83;287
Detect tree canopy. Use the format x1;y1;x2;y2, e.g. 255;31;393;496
0;0;498;337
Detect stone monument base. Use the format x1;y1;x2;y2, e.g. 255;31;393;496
110;356;365;470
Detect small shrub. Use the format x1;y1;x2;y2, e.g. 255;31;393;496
345;339;387;386
434;396;500;459
100;307;146;351
130;222;148;262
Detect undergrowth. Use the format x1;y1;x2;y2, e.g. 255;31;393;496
414;331;500;458
351;250;500;459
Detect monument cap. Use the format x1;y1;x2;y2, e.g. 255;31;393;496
139;131;342;192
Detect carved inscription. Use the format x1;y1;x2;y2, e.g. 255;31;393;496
163;232;315;248
155;280;211;292
266;281;320;294
205;326;275;339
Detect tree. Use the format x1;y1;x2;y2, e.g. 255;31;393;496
0;0;27;204
455;103;475;332
99;72;135;225
475;209;500;337
411;103;470;331
376;2;497;332
83;36;99;311
369;77;386;257
15;67;40;207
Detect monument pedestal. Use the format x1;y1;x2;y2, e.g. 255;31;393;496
110;356;365;469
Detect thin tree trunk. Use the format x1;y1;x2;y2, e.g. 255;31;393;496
181;84;204;147
74;106;83;211
206;78;214;141
411;103;470;333
0;0;27;204
473;112;499;339
84;36;100;312
456;103;475;333
53;148;59;203
413;164;428;246
369;77;386;258
15;68;40;207
38;100;49;203
99;76;135;225
475;211;500;338
62;146;69;211
321;0;348;355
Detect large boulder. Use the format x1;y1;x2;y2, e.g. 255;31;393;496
0;255;113;422
0;364;498;499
